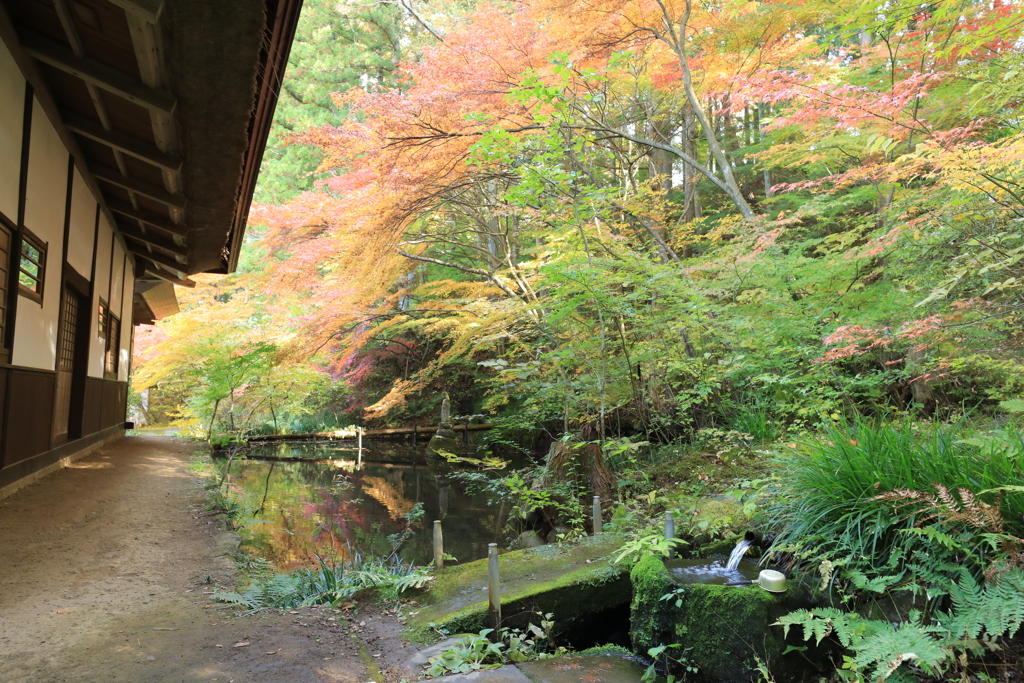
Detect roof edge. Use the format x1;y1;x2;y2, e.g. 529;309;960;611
221;0;305;274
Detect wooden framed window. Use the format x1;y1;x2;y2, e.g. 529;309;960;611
98;299;108;338
18;230;46;303
105;314;120;376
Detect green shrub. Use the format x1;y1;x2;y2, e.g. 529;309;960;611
767;420;1024;596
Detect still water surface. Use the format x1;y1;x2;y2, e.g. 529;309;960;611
216;441;524;571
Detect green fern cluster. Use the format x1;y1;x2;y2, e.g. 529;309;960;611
776;568;1024;681
942;568;1024;642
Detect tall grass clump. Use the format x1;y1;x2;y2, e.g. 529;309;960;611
767;420;1024;595
217;553;431;613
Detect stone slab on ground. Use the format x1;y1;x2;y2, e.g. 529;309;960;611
398;649;643;683
429;665;534;683
518;654;645;683
406;535;628;638
398;636;468;679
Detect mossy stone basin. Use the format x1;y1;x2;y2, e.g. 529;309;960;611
631;555;818;682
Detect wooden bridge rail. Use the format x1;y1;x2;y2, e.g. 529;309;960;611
247;423;493;444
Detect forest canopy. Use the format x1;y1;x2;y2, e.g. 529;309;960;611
132;0;1024;440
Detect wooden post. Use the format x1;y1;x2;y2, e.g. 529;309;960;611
488;543;501;633
412;424;418;446
433;520;443;571
592;496;601;535
357;428;363;467
665;511;675;558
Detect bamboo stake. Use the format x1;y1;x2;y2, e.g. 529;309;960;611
488;543;501;633
665;511;676;558
433;520;444;571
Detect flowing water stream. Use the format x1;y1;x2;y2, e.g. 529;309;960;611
664;538;761;587
726;538;754;570
214;440;526;570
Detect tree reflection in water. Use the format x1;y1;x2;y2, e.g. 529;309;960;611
216;441;521;571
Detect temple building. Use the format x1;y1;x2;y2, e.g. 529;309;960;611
0;0;301;497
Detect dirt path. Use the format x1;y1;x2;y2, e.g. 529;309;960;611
0;436;417;683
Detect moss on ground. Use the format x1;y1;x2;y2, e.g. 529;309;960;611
406;535;628;641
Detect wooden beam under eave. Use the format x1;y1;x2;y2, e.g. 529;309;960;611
107;0;164;24
140;261;195;288
106;200;186;237
119;224;186;257
92;164;186;210
62;111;182;173
18;28;176;115
127;244;186;274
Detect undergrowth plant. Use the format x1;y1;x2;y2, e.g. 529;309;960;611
768;420;1024;681
767;420;1024;598
216;552;431;613
777;567;1024;682
426;615;559;677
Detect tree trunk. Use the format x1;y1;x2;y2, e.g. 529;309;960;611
682;106;702;223
540;442;617;534
207;398;221;444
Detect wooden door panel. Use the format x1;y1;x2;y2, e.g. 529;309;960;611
52;286;79;445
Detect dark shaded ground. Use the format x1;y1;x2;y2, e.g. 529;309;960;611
0;435;418;683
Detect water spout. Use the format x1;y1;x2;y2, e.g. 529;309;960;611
726;537;754;570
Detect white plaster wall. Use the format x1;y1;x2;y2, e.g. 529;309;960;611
117;257;134;381
11;102;67;370
87;216;113;378
0;39;24;222
66;169;95;278
110;241;124;312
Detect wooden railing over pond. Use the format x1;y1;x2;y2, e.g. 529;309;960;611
246;422;493;444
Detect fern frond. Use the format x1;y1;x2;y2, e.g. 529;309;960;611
853;621;948;681
943;568;1024;640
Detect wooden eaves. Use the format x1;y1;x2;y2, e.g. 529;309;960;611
0;0;304;318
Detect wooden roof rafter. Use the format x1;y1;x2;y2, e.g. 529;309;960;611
62;110;182;172
19;27;176;114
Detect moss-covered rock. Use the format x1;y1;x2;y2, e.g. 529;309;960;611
427;430;465;456
691;536;742;559
406;535;629;641
630;556;810;682
629;554;676;653
672;584;784;682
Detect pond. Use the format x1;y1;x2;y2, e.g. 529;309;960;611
215;440;528;571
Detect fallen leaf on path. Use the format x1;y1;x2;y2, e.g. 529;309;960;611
233;642;250;648
215;645;223;648
266;651;278;655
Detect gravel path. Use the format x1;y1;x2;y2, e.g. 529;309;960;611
0;435;412;683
